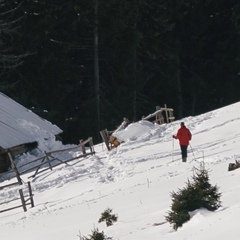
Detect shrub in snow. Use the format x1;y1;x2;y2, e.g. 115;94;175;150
79;228;113;240
165;168;221;230
98;208;118;227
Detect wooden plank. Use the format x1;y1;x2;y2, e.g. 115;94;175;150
0;181;20;191
19;189;27;212
0;205;24;213
27;182;34;208
45;151;53;171
79;137;92;146
8;152;22;185
32;156;47;177
79;140;86;154
100;130;110;150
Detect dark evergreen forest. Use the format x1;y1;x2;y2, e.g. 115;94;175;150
1;0;240;144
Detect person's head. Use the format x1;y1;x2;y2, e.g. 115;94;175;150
180;122;185;127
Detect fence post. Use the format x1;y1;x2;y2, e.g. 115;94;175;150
89;137;95;154
27;182;34;208
89;138;93;153
45;151;53;171
19;189;27;212
164;104;169;123
8;152;22;185
100;130;110;150
80;139;86;155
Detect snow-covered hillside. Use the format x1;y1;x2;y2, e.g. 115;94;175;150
0;102;240;240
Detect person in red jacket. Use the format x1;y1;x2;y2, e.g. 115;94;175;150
173;122;192;162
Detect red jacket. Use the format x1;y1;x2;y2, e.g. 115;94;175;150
174;125;192;146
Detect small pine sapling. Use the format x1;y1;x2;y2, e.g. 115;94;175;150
79;228;113;240
98;208;118;227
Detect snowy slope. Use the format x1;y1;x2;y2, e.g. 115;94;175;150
0;102;240;240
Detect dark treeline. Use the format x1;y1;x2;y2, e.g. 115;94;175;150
1;0;240;144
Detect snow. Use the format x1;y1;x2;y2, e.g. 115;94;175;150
0;92;62;149
0;101;240;240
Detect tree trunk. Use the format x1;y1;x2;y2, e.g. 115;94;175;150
175;41;183;119
94;0;100;141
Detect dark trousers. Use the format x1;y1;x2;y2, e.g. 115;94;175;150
180;145;188;159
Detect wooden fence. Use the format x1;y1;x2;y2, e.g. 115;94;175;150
0;181;34;213
0;137;95;214
5;137;95;183
142;104;175;124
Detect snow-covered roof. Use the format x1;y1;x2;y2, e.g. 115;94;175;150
0;92;62;150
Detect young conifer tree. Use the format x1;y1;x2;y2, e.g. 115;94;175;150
191;168;221;211
166;167;221;230
79;227;113;240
